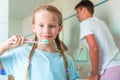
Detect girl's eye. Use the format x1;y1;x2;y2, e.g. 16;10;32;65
38;24;57;28
49;25;56;28
38;24;44;27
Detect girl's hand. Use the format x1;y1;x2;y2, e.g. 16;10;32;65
4;35;25;49
0;35;25;56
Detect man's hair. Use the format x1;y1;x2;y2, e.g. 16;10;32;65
74;0;94;14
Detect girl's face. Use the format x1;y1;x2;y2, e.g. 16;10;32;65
32;10;62;44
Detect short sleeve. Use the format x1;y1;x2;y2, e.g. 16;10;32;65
0;47;29;75
0;51;14;75
80;21;93;40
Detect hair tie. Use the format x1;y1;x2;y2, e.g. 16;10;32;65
28;60;31;64
66;68;68;73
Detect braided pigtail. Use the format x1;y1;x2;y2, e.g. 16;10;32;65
55;35;69;80
26;35;37;80
28;36;37;61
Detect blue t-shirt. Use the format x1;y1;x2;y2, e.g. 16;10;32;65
0;46;79;80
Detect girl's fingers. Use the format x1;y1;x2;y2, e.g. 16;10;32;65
20;36;25;45
3;35;26;49
8;35;25;45
16;35;22;45
16;35;25;45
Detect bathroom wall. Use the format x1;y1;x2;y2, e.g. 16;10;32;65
9;18;22;36
0;0;8;43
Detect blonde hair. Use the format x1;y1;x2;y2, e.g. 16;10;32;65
26;5;69;80
32;5;62;25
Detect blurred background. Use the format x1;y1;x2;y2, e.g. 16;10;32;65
0;0;120;78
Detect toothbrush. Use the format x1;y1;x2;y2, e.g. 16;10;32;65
25;39;49;44
9;39;49;44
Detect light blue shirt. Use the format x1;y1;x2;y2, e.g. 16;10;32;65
0;46;79;80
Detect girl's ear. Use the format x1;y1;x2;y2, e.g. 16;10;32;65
58;25;62;33
32;24;36;32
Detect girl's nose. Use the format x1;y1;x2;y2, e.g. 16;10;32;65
44;26;50;33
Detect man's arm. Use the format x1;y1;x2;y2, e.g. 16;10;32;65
85;34;99;80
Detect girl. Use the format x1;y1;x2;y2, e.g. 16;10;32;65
0;5;79;80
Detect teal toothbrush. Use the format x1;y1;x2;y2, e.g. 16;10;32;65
25;39;49;44
9;39;49;44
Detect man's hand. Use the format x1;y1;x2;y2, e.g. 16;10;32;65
87;74;100;80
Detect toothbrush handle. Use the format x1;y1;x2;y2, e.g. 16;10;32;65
25;40;38;43
8;40;38;44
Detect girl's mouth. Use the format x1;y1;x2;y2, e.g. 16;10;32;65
43;36;51;39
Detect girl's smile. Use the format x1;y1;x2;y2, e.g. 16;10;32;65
42;35;51;39
32;10;61;44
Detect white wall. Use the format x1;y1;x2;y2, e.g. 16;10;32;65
109;0;120;49
0;0;8;43
9;18;22;36
22;16;33;38
49;0;79;18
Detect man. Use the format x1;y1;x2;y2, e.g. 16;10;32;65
74;0;120;80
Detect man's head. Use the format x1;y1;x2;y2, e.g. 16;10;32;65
74;0;94;21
